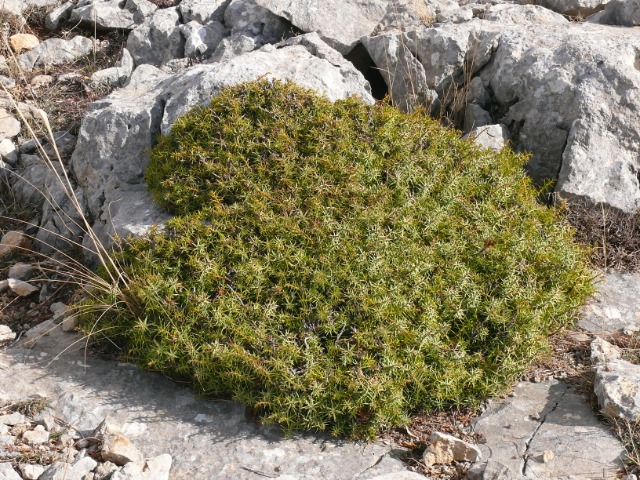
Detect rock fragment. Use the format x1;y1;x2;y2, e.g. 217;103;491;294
22;424;50;444
0;231;27;257
0;108;21;141
423;431;482;467
9;33;39;53
0;325;16;345
8;278;39;297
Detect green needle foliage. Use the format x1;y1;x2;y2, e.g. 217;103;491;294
81;80;595;438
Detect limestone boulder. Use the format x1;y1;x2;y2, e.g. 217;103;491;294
126;7;184;66
224;0;290;45
179;0;230;23
18;36;94;71
254;0;387;54
181;20;229;58
69;0;157;30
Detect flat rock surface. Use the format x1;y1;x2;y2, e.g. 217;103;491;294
0;326;410;480
471;380;626;479
580;272;640;334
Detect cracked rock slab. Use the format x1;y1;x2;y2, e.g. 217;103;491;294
472;380;625;478
0;327;411;480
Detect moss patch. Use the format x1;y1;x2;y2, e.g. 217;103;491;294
82;80;595;438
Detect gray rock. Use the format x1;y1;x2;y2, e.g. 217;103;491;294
71;44;372;249
91;48;134;87
463;124;510;151
254;0;387;54
179;0;230;23
0;139;18;167
22;424;50;444
0;326;412;479
525;0;610;17
93;417;144;465
0;108;21;141
580;273;640;334
18;36;94;71
466;460;527;480
18;463;45;480
127;7;184;66
208;33;260;63
110;454;172;480
43;131;78;160
0;230;27;258
8;262;33;280
372;0;439;34
69;0;157;30
0;463;21;480
40;456;98;480
0;412;26;426
45;0;76;31
593;338;640;421
0;325;16;345
463;103;493;132
0;75;15;89
588;0;640;25
224;0;289;44
423;432;481;467
482;3;569;24
472;380;625;477
181;20;228;58
93;461;119;480
8;278;39;297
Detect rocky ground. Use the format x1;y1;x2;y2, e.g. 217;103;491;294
1;0;640;479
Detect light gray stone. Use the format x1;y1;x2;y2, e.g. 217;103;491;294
181;20;228;58
0;230;27;258
18;463;44;480
126;7;184;66
8;278;39;297
93;461;119;480
593;339;640;421
423;431;481;466
45;0;76;31
0;463;21;480
8;262;33;280
580;273;640;334
463;103;493;132
0;325;16;345
466;460;527;480
589;0;640;25
372;0;439;34
22;424;50;444
472;380;625;477
483;3;569;24
69;0;157;30
254;0;387;54
365;474;426;480
39;457;98;480
0;139;18;167
179;0;230;23
0;108;21;141
524;0;610;17
91;48;134;87
208;33;259;63
93;417;144;465
0;412;26;426
224;0;289;45
18;36;94;71
464;124;510;151
110;454;172;480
